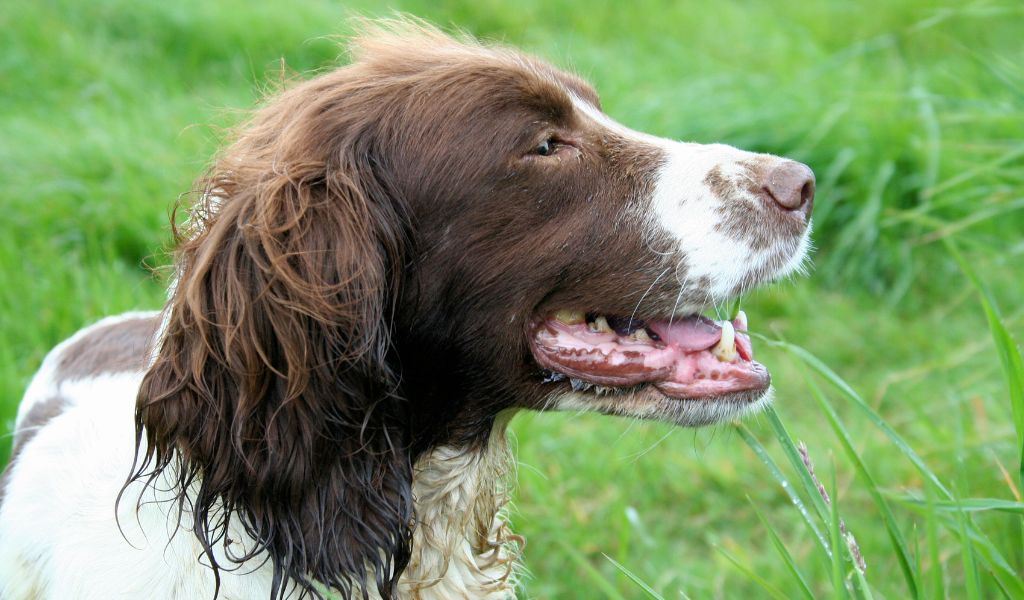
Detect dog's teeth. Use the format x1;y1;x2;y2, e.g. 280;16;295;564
554;309;585;325
630;328;652;342
734;310;748;331
711;320;738;363
588;315;612;333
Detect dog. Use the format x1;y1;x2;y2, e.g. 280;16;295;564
0;20;813;600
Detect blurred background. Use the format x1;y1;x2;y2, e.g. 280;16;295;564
2;0;1022;597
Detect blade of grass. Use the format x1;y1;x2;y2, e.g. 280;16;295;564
727;295;742;321
891;496;1024;515
716;547;792;600
848;537;874;600
890;493;1024;586
816;457;872;599
945;238;1024;491
804;374;920;598
826;160;893;279
921;144;1024;200
955;496;983;600
756;333;1024;596
763;409;869;597
736;423;832;557
751;332;952;498
827;467;847;599
925;489;943;599
925;508;1024;596
762;406;833;523
911;196;1024;246
748;498;816;600
993;578;1014;599
554;540;628;600
602;554;665;600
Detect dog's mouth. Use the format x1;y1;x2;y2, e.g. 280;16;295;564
530;310;768;400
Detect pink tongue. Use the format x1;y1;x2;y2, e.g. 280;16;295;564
647;316;722;352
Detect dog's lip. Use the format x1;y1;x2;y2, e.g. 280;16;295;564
653;362;770;399
529;312;766;400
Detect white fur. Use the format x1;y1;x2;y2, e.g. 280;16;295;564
1;83;809;600
15;311;158;426
571;95;810;304
555;97;812;425
1;367;281;598
0;327;517;599
649;143;774;300
401;436;519;599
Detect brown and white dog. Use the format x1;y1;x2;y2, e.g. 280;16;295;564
0;21;814;600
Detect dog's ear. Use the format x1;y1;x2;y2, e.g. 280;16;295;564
131;77;412;599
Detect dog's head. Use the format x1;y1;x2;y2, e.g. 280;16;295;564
135;21;813;599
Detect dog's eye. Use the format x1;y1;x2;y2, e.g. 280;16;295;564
534;139;556;156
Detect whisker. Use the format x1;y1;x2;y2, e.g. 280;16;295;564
629;266;670;325
667;264;687;328
624;427;675;464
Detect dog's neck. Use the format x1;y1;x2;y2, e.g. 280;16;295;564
399;419;520;599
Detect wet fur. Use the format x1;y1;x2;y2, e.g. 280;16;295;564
0;19;813;600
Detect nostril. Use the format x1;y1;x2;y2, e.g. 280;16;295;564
799;179;815;216
800;180;814;205
764;161;815;216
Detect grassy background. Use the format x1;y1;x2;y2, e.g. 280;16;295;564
2;0;1023;597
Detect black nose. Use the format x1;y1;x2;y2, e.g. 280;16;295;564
763;161;815;218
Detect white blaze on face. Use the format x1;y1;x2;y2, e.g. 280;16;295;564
648;142;767;300
569;95;812;303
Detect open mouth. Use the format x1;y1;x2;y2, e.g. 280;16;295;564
530;309;768;400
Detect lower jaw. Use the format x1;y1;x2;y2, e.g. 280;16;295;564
552;382;774;427
529;312;769;402
654;363;771;399
554;377;771;403
531;347;771;402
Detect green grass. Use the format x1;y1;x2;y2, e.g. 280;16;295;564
2;0;1023;597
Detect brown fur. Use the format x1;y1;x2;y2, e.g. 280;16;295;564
9;396;69;463
711;160;808;251
128;20;684;600
3;315;157;505
56;315;158;380
0;396;70;504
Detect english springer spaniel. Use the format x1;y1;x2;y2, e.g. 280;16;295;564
0;21;814;600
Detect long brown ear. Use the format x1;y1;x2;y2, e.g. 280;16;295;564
130;74;412;600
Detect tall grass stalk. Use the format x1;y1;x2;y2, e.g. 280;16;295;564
944;239;1024;491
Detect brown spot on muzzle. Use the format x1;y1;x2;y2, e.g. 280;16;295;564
703;164;733;200
708;158;813;251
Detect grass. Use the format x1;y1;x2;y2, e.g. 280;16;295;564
2;0;1023;597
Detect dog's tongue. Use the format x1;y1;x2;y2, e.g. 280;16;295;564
647;315;722;352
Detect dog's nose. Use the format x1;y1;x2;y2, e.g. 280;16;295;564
763;161;815;218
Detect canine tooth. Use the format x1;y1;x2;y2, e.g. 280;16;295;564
554;309;585;325
711;320;738;363
589;315;612;333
